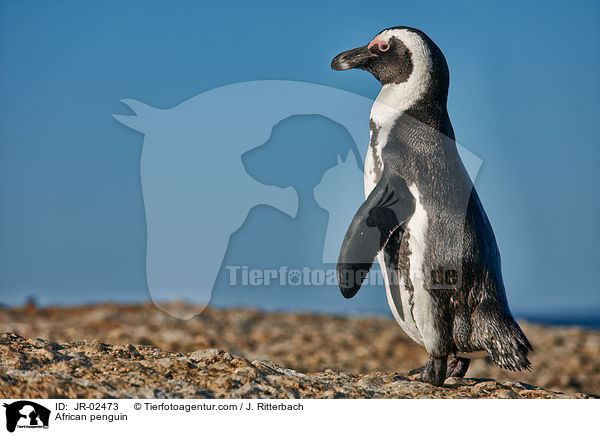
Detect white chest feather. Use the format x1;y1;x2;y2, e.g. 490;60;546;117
378;183;435;349
364;130;382;196
402;185;440;352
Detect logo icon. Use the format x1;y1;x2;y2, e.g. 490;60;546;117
3;401;50;433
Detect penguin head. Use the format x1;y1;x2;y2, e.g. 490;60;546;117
332;26;449;100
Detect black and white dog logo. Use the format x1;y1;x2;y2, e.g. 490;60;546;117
3;401;50;432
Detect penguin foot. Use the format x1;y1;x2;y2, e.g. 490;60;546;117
446;355;471;378
421;355;447;387
447;356;470;378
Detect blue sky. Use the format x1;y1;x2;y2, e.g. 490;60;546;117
0;1;599;319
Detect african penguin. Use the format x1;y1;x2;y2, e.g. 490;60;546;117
332;26;532;386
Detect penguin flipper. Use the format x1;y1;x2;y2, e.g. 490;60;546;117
337;167;415;298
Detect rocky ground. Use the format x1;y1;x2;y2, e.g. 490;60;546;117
1;333;596;399
0;303;598;398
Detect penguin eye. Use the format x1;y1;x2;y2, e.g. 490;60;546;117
368;39;391;54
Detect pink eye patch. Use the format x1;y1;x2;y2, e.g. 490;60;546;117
368;39;390;52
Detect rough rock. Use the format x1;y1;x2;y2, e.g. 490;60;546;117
0;333;595;399
1;303;599;395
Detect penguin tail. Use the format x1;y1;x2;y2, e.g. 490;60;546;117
471;301;533;371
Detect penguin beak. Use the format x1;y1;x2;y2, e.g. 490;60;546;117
331;45;372;71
